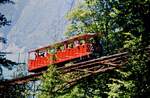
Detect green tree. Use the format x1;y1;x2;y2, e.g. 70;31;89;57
39;64;65;98
0;0;16;79
66;0;150;97
65;0;125;55
40;0;150;97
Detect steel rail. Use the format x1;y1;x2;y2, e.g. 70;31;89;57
0;52;129;85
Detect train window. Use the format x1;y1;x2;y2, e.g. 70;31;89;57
74;40;80;47
56;46;60;51
39;51;46;57
68;43;73;48
50;48;56;54
48;48;52;54
80;39;86;44
60;45;65;51
55;44;61;51
89;37;95;43
29;52;36;60
46;48;49;54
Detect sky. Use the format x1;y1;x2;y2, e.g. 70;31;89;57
0;0;78;79
0;0;78;59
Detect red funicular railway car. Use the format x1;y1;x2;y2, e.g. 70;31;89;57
28;33;102;72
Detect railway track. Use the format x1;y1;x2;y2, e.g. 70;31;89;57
59;52;128;73
0;52;128;85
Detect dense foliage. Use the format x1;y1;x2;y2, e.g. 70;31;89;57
40;0;150;97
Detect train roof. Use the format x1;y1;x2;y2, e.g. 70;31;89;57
29;33;97;53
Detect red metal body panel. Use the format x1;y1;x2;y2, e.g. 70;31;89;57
28;33;98;72
28;43;92;72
